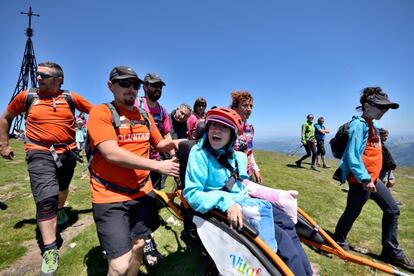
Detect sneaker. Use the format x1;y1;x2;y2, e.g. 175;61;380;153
295;160;302;168
335;240;350;252
40;249;59;276
57;209;69;227
323;164;331;168
310;165;319;171
381;255;414;272
143;237;164;267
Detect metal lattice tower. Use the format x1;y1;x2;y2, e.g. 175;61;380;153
9;6;40;136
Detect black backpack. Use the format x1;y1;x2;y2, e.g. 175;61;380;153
329;122;350;159
85;102;151;166
25;88;75;117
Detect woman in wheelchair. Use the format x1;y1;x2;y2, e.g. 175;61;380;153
183;108;313;276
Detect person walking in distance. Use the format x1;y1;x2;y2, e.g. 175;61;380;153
295;114;318;171
314;116;331;168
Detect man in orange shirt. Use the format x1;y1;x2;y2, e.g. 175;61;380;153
87;66;180;276
0;61;93;276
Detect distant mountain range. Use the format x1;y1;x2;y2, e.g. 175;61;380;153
255;136;414;167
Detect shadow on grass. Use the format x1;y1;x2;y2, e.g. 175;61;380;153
286;163;316;170
302;228;390;268
286;164;304;169
80;236;205;276
0;201;8;210
83;245;108;276
150;248;205;276
13;207;93;254
13;207;92;229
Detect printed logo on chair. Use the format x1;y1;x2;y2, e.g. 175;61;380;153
193;216;271;276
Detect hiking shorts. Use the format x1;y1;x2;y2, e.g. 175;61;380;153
26;150;77;203
316;139;326;156
92;195;160;259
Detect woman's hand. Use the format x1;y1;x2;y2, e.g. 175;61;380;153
363;181;377;193
227;204;243;230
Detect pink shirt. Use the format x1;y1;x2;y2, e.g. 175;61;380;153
187;113;204;139
135;97;171;136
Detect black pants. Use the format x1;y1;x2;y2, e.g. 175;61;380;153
273;206;313;276
298;140;317;165
334;180;404;259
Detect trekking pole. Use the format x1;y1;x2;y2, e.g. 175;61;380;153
289;144;303;156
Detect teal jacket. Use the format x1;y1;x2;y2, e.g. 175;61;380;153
183;135;249;213
337;115;380;183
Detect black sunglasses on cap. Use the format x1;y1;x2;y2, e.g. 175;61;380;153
36;72;57;79
114;79;141;90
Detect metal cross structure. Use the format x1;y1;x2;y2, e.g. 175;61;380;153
8;6;40;136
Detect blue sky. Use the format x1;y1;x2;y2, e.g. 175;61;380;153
1;0;413;141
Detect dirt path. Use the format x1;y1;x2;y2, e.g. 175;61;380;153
0;215;94;276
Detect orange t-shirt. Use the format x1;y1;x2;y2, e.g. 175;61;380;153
348;120;382;184
7;90;93;153
88;103;163;204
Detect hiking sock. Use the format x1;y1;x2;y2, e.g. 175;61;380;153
44;241;58;251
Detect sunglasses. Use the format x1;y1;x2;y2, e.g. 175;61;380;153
115;79;141;90
197;103;206;107
149;82;163;89
36;72;57;79
370;102;389;110
241;103;253;109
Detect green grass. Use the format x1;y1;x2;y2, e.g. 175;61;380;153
1;142;413;275
0;139;92;271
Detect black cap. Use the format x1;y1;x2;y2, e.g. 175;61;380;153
109;66;142;82
143;73;166;86
367;94;399;109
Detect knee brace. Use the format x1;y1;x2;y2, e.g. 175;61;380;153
36;196;58;221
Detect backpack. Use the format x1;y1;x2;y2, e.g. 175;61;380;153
329;122;350;159
25;88;75;118
85;102;151;165
138;96;165;132
83;102;152;195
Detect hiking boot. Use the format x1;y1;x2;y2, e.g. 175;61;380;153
143;237;164;267
381;255;414;272
311;165;319;171
57;209;69;227
40;249;59;276
295;160;302;168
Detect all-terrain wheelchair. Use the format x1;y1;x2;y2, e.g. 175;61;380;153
153;140;409;276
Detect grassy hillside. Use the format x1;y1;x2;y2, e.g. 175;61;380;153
0;141;413;275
